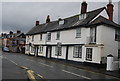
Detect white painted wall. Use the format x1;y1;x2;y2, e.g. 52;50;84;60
47;27;90;45
97;25;118;58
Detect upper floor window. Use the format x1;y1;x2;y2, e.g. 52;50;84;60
73;45;82;58
40;34;42;41
76;28;81;38
56;31;60;40
32;36;34;41
79;14;87;20
59;20;64;25
47;32;51;41
115;29;120;41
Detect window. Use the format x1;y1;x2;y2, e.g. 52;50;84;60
55;46;62;56
26;45;29;51
73;45;82;58
38;46;43;53
40;34;42;41
90;27;96;43
76;28;81;38
79;14;87;20
115;29;120;41
86;48;92;61
31;47;34;53
59;20;64;25
47;32;51;41
118;49;120;58
56;31;60;40
32;36;34;41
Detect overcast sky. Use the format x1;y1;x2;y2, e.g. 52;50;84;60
1;0;120;33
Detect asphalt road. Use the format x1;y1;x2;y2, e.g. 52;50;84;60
2;52;120;80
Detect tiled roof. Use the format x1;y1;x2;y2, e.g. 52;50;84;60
88;16;120;28
26;7;119;35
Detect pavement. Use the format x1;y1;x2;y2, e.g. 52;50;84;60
2;52;120;80
35;56;120;79
2;57;28;81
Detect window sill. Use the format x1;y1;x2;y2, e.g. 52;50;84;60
75;37;81;38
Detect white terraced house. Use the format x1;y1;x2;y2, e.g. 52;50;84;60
25;1;120;64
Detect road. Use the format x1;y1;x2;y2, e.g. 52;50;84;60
2;52;120;80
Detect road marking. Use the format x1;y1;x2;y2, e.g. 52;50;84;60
62;70;91;80
39;63;53;68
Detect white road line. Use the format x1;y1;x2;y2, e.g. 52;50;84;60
62;70;91;80
39;63;53;68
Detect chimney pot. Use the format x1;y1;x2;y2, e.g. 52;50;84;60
107;0;114;21
9;31;13;34
81;1;87;14
35;21;39;26
17;30;21;34
46;15;50;23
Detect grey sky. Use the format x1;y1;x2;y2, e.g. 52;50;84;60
1;2;119;33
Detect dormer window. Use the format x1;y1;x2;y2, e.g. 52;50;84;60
58;18;64;25
79;14;87;20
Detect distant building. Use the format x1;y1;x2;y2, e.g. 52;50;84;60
25;1;120;64
2;30;26;53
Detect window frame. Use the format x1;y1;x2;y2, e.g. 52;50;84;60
40;34;42;41
38;46;43;53
86;48;93;61
73;45;82;58
47;32;51;41
76;28;81;38
55;46;62;56
56;31;60;40
32;35;34;41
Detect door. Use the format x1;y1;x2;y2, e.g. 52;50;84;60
34;46;38;57
46;46;52;58
66;46;69;61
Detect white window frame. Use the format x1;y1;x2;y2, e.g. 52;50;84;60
47;32;51;41
56;31;60;40
40;34;42;41
79;14;87;20
55;46;62;56
86;48;92;61
76;28;81;38
38;46;43;53
73;45;82;58
32;35;34;41
31;47;34;53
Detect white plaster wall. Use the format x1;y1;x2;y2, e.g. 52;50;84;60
97;25;118;57
84;47;101;64
51;46;66;59
47;27;90;45
33;34;46;44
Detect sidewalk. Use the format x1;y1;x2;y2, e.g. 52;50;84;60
2;58;28;81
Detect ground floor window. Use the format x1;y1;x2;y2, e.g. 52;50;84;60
26;45;29;51
38;46;43;53
118;49;120;58
31;47;34;53
73;45;82;58
86;48;92;61
55;46;62;56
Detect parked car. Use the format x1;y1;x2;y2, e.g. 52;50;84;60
3;47;10;52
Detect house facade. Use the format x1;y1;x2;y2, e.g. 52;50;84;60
2;30;26;53
25;1;120;64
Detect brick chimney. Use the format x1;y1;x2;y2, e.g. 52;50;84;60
17;30;21;34
9;31;13;34
35;21;39;26
107;0;114;21
46;15;50;23
81;0;87;14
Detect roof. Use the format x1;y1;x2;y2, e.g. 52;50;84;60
88;16;120;28
26;7;119;35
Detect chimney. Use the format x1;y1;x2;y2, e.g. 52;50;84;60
81;0;87;14
17;30;21;34
9;31;13;34
46;15;50;23
107;0;114;21
35;21;39;26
